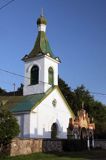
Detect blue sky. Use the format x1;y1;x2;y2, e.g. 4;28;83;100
0;0;106;104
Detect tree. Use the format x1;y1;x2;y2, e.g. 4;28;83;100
90;101;106;138
6;83;24;96
0;87;7;96
58;78;106;138
73;85;94;114
16;83;23;95
58;77;75;110
0;102;20;152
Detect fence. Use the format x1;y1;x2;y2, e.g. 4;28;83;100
1;138;106;156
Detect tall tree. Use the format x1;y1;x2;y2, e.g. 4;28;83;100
58;77;75;111
58;78;106;138
73;85;94;114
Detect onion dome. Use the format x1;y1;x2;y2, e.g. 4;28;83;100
22;14;60;63
37;15;47;25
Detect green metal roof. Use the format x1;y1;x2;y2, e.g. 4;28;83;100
22;31;55;61
0;86;75;116
0;94;44;113
0;86;54;113
22;16;60;62
27;31;55;59
10;94;45;112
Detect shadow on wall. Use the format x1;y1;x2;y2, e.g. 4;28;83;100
20;119;67;139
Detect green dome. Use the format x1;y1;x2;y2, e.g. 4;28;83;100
37;16;47;25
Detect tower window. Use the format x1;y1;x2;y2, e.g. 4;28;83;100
48;67;54;85
30;65;39;85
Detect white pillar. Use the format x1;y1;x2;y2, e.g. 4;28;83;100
87;137;90;150
92;136;95;148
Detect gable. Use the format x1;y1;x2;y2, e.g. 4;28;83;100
0;86;75;117
32;86;75;118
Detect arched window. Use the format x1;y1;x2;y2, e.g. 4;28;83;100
48;67;54;85
30;65;39;85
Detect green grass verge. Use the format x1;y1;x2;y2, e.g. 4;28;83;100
0;150;106;160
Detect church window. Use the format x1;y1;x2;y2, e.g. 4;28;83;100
48;67;54;85
52;99;57;107
30;65;39;85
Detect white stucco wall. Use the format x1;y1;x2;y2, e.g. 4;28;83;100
29;88;74;139
44;56;59;92
30;112;37;138
15;115;22;137
15;88;74;139
15;113;30;138
23;57;45;95
23;56;59;96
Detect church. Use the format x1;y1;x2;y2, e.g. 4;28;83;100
0;14;74;139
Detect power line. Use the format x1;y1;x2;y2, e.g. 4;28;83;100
0;68;26;79
0;67;106;96
90;92;106;96
0;68;49;84
0;0;16;10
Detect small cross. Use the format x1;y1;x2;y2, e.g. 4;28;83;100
41;8;44;16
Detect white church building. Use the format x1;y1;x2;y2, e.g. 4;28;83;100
0;14;74;139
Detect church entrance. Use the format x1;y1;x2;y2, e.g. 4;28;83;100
51;123;58;139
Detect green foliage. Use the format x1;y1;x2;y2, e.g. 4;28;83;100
73;85;94;114
58;77;106;138
58;77;75;109
1;150;106;160
0;103;20;149
0;87;7;95
0;84;24;96
17;83;23;95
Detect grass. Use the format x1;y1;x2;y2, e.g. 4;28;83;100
0;150;106;160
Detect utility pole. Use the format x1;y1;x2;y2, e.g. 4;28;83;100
13;83;16;96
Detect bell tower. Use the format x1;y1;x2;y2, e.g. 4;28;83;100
22;14;60;96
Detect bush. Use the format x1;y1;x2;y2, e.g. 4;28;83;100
62;139;87;151
0;102;20;152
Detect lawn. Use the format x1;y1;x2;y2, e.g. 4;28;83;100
0;150;106;160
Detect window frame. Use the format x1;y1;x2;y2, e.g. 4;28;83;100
30;65;39;85
48;67;54;85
